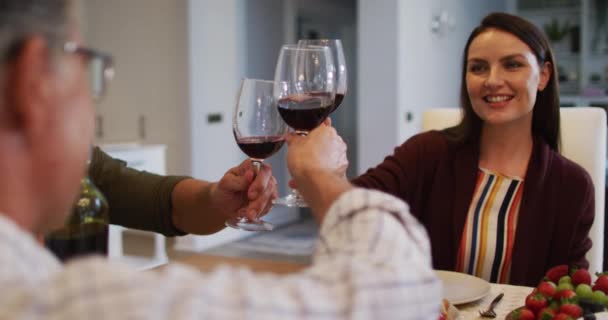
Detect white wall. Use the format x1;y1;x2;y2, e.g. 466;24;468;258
84;0;190;175
357;0;401;173
357;0;505;173
188;0;245;181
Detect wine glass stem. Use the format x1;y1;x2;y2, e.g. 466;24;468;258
250;159;263;214
251;159;262;174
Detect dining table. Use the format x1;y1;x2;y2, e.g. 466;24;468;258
456;283;532;319
163;252;534;320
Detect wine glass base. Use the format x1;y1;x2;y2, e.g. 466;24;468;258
225;217;274;232
273;193;308;208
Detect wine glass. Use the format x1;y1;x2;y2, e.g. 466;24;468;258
228;78;288;231
297;39;347;113
273;44;336;207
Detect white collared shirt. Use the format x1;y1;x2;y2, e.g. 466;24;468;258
0;189;441;319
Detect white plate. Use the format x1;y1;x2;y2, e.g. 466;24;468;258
436;270;491;305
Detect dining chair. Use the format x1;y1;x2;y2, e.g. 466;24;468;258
421;107;607;274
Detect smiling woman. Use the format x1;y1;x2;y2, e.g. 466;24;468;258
352;12;595;287
446;13;560;153
465;29;551;131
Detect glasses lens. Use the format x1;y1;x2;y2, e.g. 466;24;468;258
88;57;106;99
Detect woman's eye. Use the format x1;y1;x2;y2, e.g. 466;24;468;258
505;61;523;69
468;64;486;73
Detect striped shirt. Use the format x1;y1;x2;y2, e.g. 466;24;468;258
0;188;441;320
456;168;524;283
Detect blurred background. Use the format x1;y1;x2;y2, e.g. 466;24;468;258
83;0;608;254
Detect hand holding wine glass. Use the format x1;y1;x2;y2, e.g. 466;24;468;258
228;78;287;231
285;124;350;223
207;159;277;229
285;123;349;182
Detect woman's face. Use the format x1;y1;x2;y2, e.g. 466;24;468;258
465;28;550;128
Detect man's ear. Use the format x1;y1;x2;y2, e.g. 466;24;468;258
4;36;53;134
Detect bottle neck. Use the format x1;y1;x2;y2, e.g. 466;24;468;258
86;146;94;167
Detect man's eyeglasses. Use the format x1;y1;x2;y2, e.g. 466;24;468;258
63;42;115;100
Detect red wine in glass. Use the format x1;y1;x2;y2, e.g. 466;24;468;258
330;93;345;113
235;135;285;160
298;39;347;114
277;92;333;132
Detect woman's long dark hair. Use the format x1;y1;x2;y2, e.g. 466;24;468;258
444;12;561;151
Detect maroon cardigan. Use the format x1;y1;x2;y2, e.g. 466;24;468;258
353;130;594;286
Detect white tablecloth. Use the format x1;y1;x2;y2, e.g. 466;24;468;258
457;283;533;319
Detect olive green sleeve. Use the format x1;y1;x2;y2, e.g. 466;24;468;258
88;146;189;236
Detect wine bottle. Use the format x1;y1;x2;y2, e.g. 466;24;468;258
45;175;109;262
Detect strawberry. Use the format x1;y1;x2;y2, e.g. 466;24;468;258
537;307;556;320
546;265;569;283
554;289;577;301
537;280;557;298
571;268;592;286
553;313;575;320
525;293;547;314
507;308;535;320
559;302;583;318
593;274;608;294
548;299;560;311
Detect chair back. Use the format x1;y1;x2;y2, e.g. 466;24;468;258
422;107;607;273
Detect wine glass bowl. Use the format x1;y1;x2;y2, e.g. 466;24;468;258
297;39;347;114
276;88;334;134
273;44;335;135
273;44;336;207
235;136;284;161
229;78;287;231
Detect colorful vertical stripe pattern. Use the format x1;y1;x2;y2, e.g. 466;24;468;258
456;168;524;283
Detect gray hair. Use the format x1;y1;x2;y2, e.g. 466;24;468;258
0;0;73;64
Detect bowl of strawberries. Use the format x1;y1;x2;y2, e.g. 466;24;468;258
506;265;608;320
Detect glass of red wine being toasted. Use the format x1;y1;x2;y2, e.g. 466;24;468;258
297;39;347;114
273;44;336;207
229;78;288;231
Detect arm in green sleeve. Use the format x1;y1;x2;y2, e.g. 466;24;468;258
89;146;188;236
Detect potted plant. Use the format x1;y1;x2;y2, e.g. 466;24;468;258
544;18;571;43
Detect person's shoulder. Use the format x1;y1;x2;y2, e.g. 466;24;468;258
403;130;450;149
384;130;453;166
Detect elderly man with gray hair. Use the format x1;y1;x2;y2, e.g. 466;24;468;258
0;0;441;319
